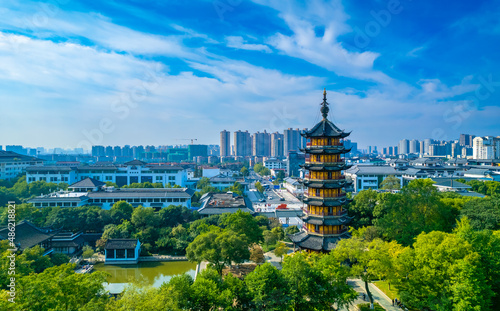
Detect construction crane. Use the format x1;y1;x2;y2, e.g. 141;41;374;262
175;139;198;144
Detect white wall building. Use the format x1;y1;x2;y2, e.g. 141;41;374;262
473;136;500;160
263;157;286;170
0;151;43;180
26;160;188;187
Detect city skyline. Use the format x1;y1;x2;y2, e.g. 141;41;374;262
1;1;500;149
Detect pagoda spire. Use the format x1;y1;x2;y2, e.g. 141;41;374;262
321;88;329;120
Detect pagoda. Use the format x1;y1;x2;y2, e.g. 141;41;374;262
290;89;353;252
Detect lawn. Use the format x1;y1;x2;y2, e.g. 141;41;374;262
358;302;385;311
373;280;398;300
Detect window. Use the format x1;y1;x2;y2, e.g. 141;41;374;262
106;250;115;259
105;176;112;181
315;189;320;196
316;155;321;161
156;176;163;181
168;176;175;181
126;249;135;258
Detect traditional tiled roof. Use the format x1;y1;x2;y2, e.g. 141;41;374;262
0;221;58;251
301;119;350;138
69;177;106;188
105;239;138;249
0;151;41;163
289;230;351;252
88;188;194;198
124;160;147;166
198;192;254;215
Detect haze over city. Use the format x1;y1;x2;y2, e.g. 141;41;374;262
1;0;500;150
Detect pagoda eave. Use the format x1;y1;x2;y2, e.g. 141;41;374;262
302;197;349;206
301;179;352;188
300;147;352;154
301;163;353;171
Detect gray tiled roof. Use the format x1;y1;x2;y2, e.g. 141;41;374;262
26;166;74;173
69;177;106;188
0;221;58;251
346;165;402;176
0;151;42;163
431;178;471;189
88;188;193;198
105;239;138;249
289;230;351;251
302;119;350;138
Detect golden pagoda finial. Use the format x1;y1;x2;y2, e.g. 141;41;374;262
321;89;329;120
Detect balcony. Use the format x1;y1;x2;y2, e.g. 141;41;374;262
302;208;348;217
302;225;349;235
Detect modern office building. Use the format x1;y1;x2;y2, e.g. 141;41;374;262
473;136;500;160
290;90;352;252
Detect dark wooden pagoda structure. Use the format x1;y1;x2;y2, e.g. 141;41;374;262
290;89;353;252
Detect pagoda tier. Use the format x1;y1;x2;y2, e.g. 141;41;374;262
290;230;351;252
290;89;352;253
301;162;353;171
301;146;352;155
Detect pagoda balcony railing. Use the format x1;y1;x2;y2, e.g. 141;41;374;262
305;140;345;147
303;174;346;180
301;225;348;235
302;208;348;217
304;161;346;165
305;193;347;200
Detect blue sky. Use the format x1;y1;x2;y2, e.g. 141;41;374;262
0;0;499;150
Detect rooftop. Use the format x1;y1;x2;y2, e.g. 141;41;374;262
69;177;106;189
105;239;138;249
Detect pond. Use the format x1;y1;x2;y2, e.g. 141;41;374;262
94;261;197;289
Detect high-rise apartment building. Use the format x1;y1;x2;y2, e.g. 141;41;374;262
220;130;231;157
270;132;284;158
284;128;301;156
398;139;409;154
252;130;271;157
234;130;252;157
473;136;500;159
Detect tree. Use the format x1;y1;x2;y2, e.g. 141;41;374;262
221;210;263;244
186;229;250;276
197;177;211;190
392;220;498;311
263;230;278;247
348;189;379;228
131;206;160;229
460;197;500;230
82;245;94;260
335;237;401;310
276;171;285;182
373;179;458;246
271;227;285;241
245;263;290;310
284;225;299;236
249;244;265;264
15;264;109;311
240;166;249;177
110;200;134;223
255;181;265;194
274;242;288;263
380;175;401;190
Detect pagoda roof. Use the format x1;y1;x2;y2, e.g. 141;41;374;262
289;230;351;252
302;119;350;138
301;215;352;226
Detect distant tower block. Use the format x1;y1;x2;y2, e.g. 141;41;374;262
289;89;353;252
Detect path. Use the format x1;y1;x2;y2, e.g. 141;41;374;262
343;279;400;311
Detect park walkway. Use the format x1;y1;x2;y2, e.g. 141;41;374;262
342;279;400;311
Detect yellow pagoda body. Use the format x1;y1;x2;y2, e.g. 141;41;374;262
290;90;352;252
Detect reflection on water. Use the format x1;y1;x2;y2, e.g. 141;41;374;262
94;261;196;288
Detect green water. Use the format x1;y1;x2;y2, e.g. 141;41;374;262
94;261;196;288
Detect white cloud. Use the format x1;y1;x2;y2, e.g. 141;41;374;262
226;36;272;53
253;0;392;83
